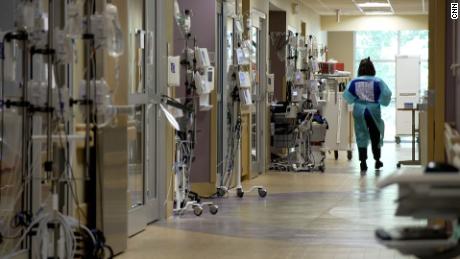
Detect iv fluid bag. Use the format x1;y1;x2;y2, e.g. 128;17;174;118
105;4;124;57
16;2;37;32
174;0;182;22
1;41;17;82
66;0;83;39
79;79;115;127
55;29;72;64
174;0;191;36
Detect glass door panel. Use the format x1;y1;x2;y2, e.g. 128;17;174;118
127;0;149;236
128;106;145;209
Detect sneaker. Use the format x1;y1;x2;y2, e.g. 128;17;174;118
360;162;368;172
375;160;383;170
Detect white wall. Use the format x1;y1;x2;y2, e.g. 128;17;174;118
322;15;428;31
327;31;355;73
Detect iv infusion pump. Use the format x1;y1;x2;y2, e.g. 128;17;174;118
237;71;251;88
195;66;215;95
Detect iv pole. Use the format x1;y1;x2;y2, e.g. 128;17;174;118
218;0;267;198
233;0;245;197
169;1;219;216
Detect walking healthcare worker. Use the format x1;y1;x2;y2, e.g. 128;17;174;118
343;57;392;172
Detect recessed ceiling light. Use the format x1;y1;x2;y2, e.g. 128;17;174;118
364;11;394;15
357;2;391;8
353;0;394;15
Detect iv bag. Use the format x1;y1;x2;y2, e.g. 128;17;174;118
66;0;83;39
55;29;73;64
174;0;182;23
2;41;17;82
174;0;191;36
79;79;116;127
105;4;124;57
16;1;48;46
16;1;37;32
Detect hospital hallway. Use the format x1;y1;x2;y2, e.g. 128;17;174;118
117;143;420;259
3;0;460;258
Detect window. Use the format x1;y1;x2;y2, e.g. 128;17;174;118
354;30;429;141
355;30;428;90
400;30;429;60
355;31;398;61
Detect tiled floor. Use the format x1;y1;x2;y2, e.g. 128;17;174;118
117;143;422;259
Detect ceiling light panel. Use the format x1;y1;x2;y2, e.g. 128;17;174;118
357;2;391;8
353;0;394;15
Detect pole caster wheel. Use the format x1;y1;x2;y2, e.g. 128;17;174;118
209;205;218;215
258;188;267;198
217;188;226;198
395;136;401;144
334;150;339;160
193;205;203;216
319;165;325;173
347;151;352;161
236;188;244;198
397;163;401;169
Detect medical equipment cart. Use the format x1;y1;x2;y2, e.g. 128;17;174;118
315;73;354;160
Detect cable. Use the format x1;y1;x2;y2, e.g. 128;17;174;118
1;45;5;199
55;102;87;221
4;207;98;259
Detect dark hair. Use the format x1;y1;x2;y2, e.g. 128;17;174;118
358;57;376;77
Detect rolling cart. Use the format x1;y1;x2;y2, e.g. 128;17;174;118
316;73;354;161
396;106;420;168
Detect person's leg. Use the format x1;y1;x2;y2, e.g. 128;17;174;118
364;114;383;169
358;147;368;171
354;111;370;171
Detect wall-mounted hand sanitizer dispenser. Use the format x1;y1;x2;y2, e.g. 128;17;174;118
267;73;275;93
167;56;180;87
205;66;215;92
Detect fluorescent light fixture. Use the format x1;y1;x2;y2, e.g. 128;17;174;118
353;0;394;15
364;11;394;15
356;2;391;8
